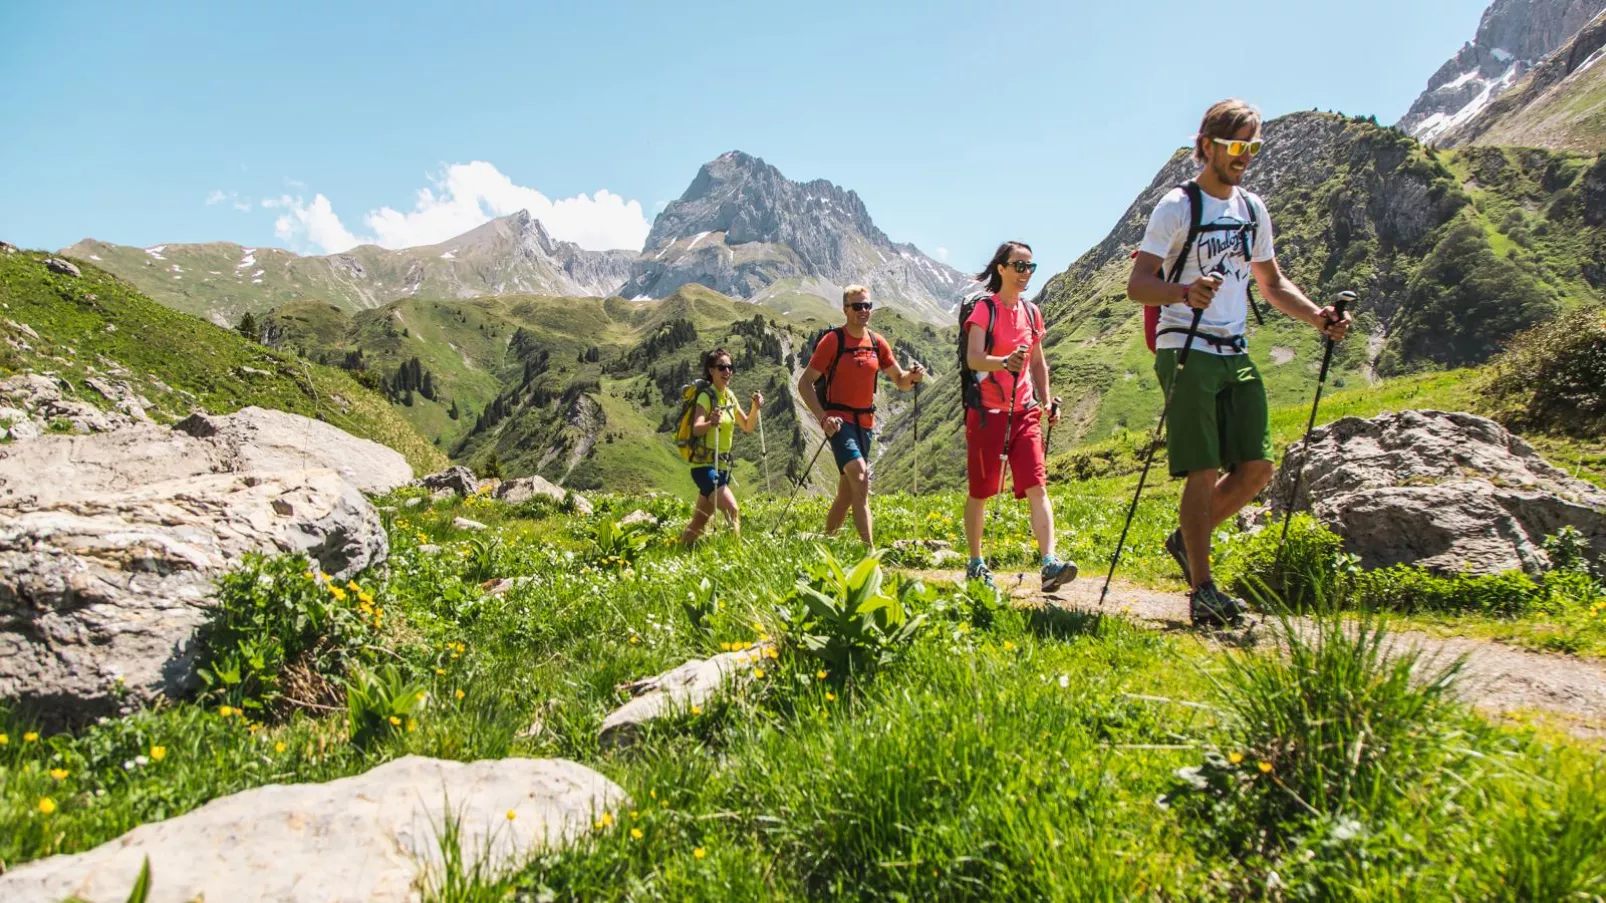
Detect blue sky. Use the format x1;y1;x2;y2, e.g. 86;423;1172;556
1;0;1489;280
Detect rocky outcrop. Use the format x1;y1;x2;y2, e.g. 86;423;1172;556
599;644;772;748
1270;410;1606;575
1398;0;1606;143
413;465;482;498
494;475;593;515
1438;9;1606;150
619;151;969;324
0;373;147;440
0;408;408;722
44;257;81;277
0;755;627;903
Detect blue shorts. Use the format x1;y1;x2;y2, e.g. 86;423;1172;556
829;423;874;473
690;467;731;498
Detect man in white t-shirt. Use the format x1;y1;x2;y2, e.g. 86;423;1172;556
1126;98;1351;628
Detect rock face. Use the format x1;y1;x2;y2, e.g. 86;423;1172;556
1437;8;1606;150
618;151;970;324
1397;0;1606;143
1270;410;1606;575
494;475;593;515
0;408;409;722
43;257;81;277
599;644;771;748
0;755;627;903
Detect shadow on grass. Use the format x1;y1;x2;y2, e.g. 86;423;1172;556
1026;604;1105;640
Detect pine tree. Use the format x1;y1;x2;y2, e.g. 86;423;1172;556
236;312;259;343
483;451;503;480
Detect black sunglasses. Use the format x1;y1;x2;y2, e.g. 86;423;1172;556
1005;260;1038;274
848;302;874;312
713;363;734;372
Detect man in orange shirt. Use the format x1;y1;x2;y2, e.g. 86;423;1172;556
797;284;925;547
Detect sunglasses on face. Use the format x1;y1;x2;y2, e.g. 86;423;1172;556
713;363;734;372
848;302;874;312
1005;260;1037;274
1211;137;1264;157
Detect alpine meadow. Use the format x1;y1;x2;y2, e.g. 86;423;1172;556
2;0;1606;900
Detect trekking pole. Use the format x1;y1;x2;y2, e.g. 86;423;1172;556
710;411;721;538
758;397;772;495
1099;306;1206;605
1043;396;1062;461
779;434;830;526
1274;290;1356;577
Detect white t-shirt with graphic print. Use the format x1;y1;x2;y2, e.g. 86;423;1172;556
1137;186;1275;355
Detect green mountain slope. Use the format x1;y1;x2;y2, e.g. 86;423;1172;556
0;249;447;474
1030;112;1604;452
260;284;951;495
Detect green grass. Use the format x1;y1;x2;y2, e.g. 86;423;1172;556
4;487;1605;899
0;250;446;473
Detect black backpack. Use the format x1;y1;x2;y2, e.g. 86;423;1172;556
957;294;1042;411
1144;180;1265;353
813;326;883;420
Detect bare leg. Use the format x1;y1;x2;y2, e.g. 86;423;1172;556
680;493;715;546
964;495;987;560
1181;460;1274;588
1209;460;1273;527
842;458;872;546
1025;485;1055;560
716;486;741;536
825;472;852;535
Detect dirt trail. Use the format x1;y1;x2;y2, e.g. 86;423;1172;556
906;568;1606;738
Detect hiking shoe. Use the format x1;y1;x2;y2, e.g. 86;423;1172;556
966;560;998;591
1041;558;1079;593
1190;581;1248;629
1164;528;1192;586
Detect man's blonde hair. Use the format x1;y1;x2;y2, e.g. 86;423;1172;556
842;285;870;305
1194;98;1262;164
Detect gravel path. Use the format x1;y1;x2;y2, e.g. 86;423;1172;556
907;568;1606;738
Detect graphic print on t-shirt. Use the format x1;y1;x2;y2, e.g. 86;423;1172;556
1138;187;1276;355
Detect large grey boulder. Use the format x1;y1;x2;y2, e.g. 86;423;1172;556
0;408;408;722
413;466;481;499
494;474;593;516
175;407;412;495
1270;410;1606;574
0;755;627;903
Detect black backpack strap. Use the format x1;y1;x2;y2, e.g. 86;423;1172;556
1240;190;1267;327
1164;181;1206;284
1155;327;1246;353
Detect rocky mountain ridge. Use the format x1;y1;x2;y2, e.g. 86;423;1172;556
63;152;966;327
1398;0;1606;143
619;151;969;323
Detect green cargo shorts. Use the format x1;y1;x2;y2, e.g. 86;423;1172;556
1153;349;1272;478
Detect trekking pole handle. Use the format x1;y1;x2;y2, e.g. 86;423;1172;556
1317;291;1357;383
1331;290;1355;321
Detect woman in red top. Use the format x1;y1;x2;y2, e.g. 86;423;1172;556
962;241;1075;592
797;284;925;547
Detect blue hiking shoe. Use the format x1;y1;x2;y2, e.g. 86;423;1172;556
1041;558;1078;593
966;559;998;591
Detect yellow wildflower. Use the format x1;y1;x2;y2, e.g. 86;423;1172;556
629;827;643;840
435;668;446;676
720;642;732;652
690;705;703;715
694;847;707;860
1002;641;1015;652
23;731;39;743
406;719;417;733
388;716;401;727
274;742;287;753
1257;761;1273;774
37;797;56;815
1227;752;1244;766
217;706;234;718
600;812;615;827
248;722;262;734
629;634;639;645
762;647;778;660
358;592;375;606
49;768;68;780
649;790;657;800
0;733;8;745
825;692;836;702
817;670;828;680
455;689;465;700
752;668;765;679
506;810;517;821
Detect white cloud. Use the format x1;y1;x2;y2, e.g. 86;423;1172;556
936;247;950;262
265;161;652;255
206;189;255;213
271;193;362;253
